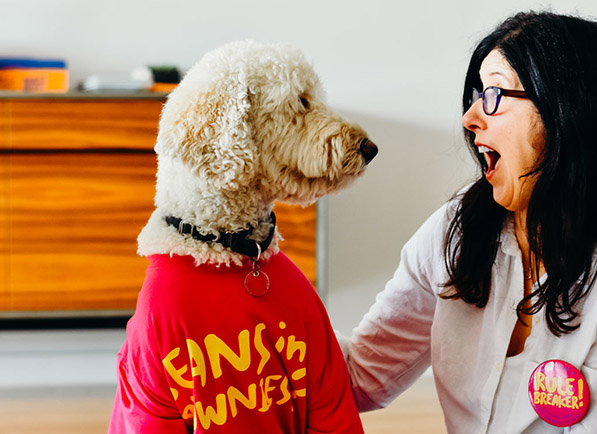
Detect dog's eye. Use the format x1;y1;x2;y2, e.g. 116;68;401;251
299;96;310;110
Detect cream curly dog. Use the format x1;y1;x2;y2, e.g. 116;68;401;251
110;40;377;433
137;40;376;265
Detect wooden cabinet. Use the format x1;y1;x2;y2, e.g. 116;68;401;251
0;95;316;317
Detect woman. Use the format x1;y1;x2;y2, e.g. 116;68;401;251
341;11;597;433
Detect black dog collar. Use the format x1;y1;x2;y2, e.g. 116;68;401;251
164;212;276;258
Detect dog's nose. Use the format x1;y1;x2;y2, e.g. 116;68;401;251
359;138;378;164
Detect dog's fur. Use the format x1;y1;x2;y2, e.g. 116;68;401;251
137;40;375;266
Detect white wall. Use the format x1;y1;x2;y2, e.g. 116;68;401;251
3;0;597;337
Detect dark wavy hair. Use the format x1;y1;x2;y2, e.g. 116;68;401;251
442;11;597;335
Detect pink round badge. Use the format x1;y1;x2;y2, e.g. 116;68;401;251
528;359;590;427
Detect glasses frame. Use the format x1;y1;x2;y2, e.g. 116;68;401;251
471;86;529;115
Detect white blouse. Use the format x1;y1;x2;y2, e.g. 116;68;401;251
341;202;597;433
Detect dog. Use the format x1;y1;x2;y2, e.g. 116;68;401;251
109;40;377;434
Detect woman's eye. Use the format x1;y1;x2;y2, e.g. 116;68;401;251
299;96;310;109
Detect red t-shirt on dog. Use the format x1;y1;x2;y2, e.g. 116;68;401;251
108;253;364;433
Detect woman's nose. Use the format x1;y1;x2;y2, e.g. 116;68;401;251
462;100;485;132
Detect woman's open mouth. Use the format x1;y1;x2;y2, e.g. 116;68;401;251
478;145;501;178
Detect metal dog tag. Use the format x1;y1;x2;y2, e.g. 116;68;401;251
244;268;270;296
244;250;269;296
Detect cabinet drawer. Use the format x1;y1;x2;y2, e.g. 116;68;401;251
0;152;156;311
1;99;163;151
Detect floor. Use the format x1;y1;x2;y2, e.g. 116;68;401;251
359;375;446;433
0;329;446;433
0;377;445;434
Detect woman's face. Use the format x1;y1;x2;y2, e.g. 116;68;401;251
462;49;545;213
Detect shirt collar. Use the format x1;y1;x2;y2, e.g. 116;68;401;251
499;213;522;257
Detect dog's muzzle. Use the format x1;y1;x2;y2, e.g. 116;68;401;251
359;138;378;164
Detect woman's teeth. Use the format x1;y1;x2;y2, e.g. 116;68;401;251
476;146;500;173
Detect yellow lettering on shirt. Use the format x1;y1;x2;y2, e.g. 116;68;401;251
196;394;227;430
276;376;291;405
163;347;193;389
227;384;257;418
258;376;279;412
253;323;270;375
291;368;306;381
286;336;306;362
165;321;310;428
205;329;251;379
186;339;207;387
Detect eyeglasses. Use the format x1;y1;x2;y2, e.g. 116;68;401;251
470;86;529;115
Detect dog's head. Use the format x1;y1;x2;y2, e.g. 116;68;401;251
155;40;377;208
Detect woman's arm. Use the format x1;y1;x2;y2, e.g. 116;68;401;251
342;204;449;411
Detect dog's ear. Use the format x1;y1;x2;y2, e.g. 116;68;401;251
155;76;254;191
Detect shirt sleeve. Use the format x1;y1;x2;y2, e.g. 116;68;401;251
108;338;189;433
305;295;365;434
344;204;449;412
